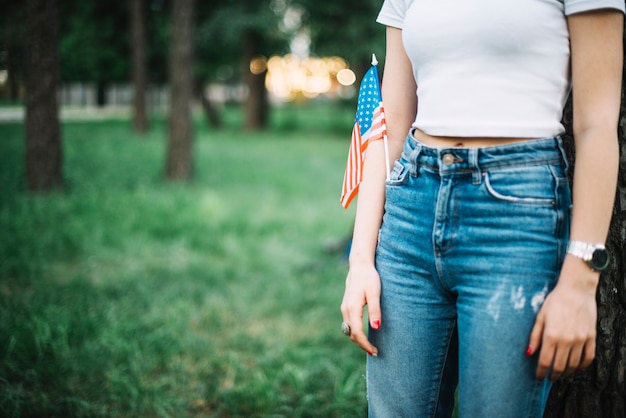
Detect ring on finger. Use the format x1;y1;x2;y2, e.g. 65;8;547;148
341;321;351;337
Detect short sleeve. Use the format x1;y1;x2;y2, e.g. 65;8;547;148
563;0;625;15
376;0;414;28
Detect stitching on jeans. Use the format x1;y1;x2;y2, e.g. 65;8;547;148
408;144;422;177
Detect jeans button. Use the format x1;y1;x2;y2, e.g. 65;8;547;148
443;154;455;165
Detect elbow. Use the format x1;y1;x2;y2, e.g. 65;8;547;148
572;122;619;148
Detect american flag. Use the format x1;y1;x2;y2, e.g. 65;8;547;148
340;63;387;209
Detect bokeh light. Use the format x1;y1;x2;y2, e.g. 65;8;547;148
336;69;356;86
250;56;268;75
263;54;355;101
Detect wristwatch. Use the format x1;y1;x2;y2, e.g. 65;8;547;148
566;240;610;272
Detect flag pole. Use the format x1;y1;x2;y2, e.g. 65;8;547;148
372;53;391;181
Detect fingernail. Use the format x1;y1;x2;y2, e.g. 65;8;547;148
368;351;378;357
525;345;533;357
372;320;381;330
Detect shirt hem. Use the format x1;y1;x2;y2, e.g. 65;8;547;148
413;124;566;139
564;0;625;15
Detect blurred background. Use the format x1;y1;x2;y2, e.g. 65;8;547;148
0;0;387;416
0;0;385;129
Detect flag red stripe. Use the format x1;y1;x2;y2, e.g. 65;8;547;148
341;122;363;208
340;65;387;209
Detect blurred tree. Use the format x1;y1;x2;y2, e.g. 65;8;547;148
166;0;195;180
131;0;149;133
0;1;24;102
197;0;288;130
4;0;291;130
58;0;130;105
294;0;385;79
145;0;170;85
24;0;63;191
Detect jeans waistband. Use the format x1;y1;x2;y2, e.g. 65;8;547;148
405;130;568;184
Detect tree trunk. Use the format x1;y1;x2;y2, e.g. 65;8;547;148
242;30;268;131
165;0;195;180
201;94;223;129
194;78;222;129
543;29;626;418
131;0;149;133
24;0;62;192
96;82;107;107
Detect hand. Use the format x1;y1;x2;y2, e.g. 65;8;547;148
528;257;599;381
340;262;382;356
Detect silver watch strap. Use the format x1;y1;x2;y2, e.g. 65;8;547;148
566;240;605;262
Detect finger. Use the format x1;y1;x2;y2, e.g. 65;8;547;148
534;317;557;381
579;337;596;370
342;313;378;355
566;342;585;374
341;302;378;356
366;290;382;331
547;341;571;381
350;325;378;356
527;310;545;358
340;293;363;329
536;342;555;381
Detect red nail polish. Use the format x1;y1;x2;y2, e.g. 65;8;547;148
367;351;374;356
373;320;381;330
525;345;533;357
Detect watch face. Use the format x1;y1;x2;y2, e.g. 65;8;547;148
591;249;610;271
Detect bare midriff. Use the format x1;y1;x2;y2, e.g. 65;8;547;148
412;127;536;148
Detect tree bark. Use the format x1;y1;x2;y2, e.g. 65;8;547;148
131;0;149;133
242;29;268;131
166;0;195;180
24;0;62;192
543;29;626;418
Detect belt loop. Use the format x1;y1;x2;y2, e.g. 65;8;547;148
555;136;569;172
469;148;481;184
409;144;422;177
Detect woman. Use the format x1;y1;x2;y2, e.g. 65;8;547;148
340;0;624;416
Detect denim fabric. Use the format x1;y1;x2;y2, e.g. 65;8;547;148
367;132;571;418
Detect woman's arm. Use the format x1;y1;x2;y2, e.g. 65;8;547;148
340;26;417;355
528;9;623;381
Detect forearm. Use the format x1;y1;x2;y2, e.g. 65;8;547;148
348;142;393;266
348;25;416;267
349;135;406;266
559;128;619;289
569;128;619;244
561;10;623;287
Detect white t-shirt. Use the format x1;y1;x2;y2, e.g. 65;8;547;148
377;0;625;138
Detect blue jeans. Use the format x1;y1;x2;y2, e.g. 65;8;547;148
367;132;571;418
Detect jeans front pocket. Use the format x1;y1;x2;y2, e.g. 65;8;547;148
386;159;410;187
483;164;559;207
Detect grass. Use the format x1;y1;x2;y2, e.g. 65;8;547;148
0;103;368;417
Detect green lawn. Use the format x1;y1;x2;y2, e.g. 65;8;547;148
0;104;368;417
